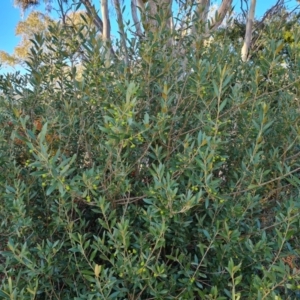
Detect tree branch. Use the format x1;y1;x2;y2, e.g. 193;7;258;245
114;0;129;66
80;0;103;32
209;0;233;31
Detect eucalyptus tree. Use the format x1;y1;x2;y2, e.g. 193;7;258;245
11;0;295;66
0;11;53;66
12;0;253;61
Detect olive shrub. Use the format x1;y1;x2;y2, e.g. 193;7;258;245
0;20;300;299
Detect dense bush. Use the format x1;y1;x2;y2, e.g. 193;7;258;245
1;17;300;300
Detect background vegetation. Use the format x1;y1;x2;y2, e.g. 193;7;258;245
1;0;300;299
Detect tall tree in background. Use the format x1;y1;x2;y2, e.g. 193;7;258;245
241;0;256;61
7;0;298;66
0;11;53;66
0;8;101;67
10;0;244;61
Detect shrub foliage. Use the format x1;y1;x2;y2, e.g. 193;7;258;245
1;17;300;300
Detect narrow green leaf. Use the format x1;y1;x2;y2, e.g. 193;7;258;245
46;182;57;196
37;122;48;143
218;98;228;113
0;290;10;299
212;80;220;97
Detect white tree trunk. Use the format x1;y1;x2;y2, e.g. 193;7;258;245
131;0;143;37
100;0;111;66
101;0;110;42
241;0;256;62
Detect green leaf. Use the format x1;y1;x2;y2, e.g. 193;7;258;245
144;112;149;125
262;120;274;132
0;290;10;299
222;74;233;89
235;274;242;286
46;182;57;196
37;122;48;143
247;184;257;190
143;198;153;204
126;81;138;103
82;275;95;282
202;230;211;241
218;98;228;113
212;80;220;98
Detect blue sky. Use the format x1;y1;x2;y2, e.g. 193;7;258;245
0;0;299;74
1;1;21;55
